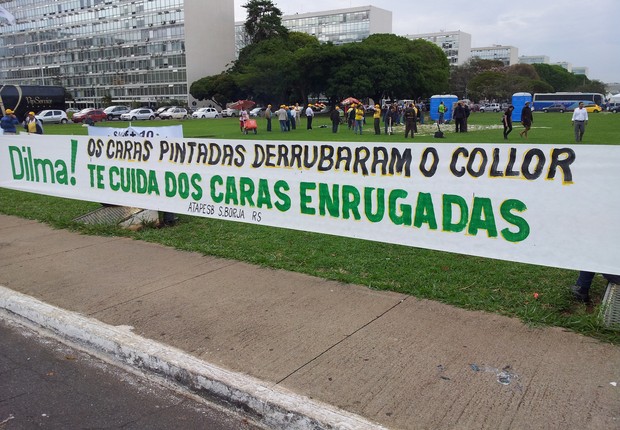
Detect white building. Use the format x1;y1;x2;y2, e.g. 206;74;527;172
0;0;235;107
404;31;472;66
554;61;573;73
519;55;550;65
571;66;589;77
471;45;519;66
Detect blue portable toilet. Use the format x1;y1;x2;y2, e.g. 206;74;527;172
430;95;458;122
511;92;532;122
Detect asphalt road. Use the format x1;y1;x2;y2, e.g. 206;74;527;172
0;316;262;430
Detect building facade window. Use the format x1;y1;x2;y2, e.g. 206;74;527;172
0;0;187;106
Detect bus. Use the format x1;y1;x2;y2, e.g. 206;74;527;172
532;92;604;112
0;85;66;120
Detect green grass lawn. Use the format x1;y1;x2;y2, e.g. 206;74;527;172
47;110;619;145
2;111;619;343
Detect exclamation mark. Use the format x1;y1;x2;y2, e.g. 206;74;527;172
70;139;77;186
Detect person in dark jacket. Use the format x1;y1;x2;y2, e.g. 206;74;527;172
519;102;533;139
387;105;398;135
502;105;515;140
330;106;341;133
453;102;466;133
404;103;417;138
1;108;19;134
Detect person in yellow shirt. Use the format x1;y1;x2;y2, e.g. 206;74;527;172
373;104;381;135
354;104;365;135
23;111;44;134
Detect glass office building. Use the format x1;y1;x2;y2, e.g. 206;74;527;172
0;0;235;108
235;6;392;56
405;31;472;66
470;45;519;66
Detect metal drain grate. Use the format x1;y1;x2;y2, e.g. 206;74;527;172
600;283;620;330
73;206;144;225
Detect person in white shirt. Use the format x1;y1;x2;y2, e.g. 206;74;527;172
305;104;314;130
571;102;589;142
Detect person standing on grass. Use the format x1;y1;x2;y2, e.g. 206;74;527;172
330;106;340;133
453;101;466;133
264;104;272;132
519;101;533;138
305;104;314;130
571;101;588;142
438;101;446;124
502;105;515;140
239;108;249;133
404;103;417;138
354;104;365;135
347;104;356;130
373;104;381;135
387;105;398;135
23;111;44;134
275;105;288;132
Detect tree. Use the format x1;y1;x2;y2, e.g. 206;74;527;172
100;93;112;107
574;78;607;95
532;64;579;92
189;73;240;107
242;0;288;45
449;58;505;99
506;64;540;81
467;71;507;101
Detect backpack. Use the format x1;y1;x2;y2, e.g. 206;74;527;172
434;122;445;138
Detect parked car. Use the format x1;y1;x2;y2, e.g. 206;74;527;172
542;103;568;113
192;107;220;119
120;108;155;121
221;108;239;117
155;106;173;117
35;109;68;124
608;103;620;113
66;107;80;114
479;103;501;112
583;103;601;113
249;107;265;117
71;108;107;123
103;105;131;120
159;107;188;120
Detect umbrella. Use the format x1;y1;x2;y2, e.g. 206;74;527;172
340;97;361;106
229;100;256;110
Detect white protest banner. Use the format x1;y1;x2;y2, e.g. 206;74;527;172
1;135;618;274
87;125;183;138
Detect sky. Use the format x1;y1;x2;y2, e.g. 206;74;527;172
234;0;619;85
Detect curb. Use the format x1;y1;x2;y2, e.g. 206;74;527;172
0;285;387;430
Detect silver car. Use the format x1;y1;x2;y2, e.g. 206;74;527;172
120;108;155;121
35;109;68;124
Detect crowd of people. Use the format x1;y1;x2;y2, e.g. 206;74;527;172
1;109;44;135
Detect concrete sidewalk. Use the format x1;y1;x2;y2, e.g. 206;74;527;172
0;214;618;429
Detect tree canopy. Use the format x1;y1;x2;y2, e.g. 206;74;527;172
190;29;450;106
242;0;288;45
448;58;606;101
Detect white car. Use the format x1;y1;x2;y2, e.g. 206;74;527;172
192;107;220;119
249;107;265;117
159;107;188;120
35;109;68;124
221;108;239;117
479;103;501;112
120;108;155;121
